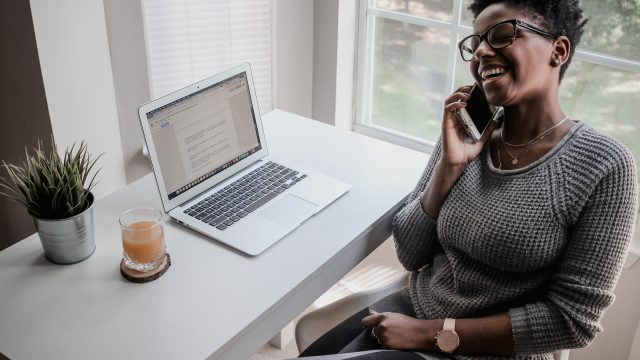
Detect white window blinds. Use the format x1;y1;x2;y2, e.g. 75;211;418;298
142;0;272;112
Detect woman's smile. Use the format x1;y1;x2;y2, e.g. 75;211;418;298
478;63;511;89
480;67;507;81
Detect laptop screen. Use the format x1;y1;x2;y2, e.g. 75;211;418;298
145;72;261;200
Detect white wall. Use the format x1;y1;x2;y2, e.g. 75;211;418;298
103;0;152;184
571;234;640;360
311;0;358;128
628;317;640;360
274;0;356;125
30;0;126;200
334;0;358;131
312;0;339;124
571;264;640;360
275;0;314;118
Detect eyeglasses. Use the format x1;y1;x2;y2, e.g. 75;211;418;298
458;19;557;62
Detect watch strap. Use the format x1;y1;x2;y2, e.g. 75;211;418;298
443;318;456;331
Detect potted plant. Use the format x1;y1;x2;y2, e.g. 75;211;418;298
0;140;102;264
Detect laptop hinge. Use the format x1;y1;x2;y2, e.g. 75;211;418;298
177;158;266;209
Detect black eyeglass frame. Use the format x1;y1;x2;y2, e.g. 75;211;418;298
458;19;558;62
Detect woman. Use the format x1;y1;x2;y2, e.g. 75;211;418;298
296;1;638;359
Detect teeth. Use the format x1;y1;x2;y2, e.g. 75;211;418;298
481;67;506;80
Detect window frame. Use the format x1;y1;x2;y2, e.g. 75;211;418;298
354;0;640;154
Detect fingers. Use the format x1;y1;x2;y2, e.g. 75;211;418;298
369;326;385;347
445;91;470;105
443;87;473;118
444;100;467;115
445;85;473;105
363;309;385;346
361;313;383;327
370;325;385;346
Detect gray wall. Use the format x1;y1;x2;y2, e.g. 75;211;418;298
0;1;53;251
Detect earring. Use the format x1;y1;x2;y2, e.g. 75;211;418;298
552;58;560;66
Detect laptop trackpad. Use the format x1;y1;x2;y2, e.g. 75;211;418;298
259;194;319;228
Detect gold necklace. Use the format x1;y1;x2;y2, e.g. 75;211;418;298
501;116;569;148
499;117;569;166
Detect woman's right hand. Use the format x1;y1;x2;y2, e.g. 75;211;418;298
440;85;496;167
418;86;497;218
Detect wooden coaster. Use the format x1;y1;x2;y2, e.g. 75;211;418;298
120;253;171;283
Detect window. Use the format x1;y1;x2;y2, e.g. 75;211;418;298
356;0;640;164
142;0;273;113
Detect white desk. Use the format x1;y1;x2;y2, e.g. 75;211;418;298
0;110;427;360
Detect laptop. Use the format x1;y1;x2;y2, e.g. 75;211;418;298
138;63;350;256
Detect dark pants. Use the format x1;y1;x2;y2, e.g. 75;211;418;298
297;289;447;359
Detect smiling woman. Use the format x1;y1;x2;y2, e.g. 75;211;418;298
299;1;638;359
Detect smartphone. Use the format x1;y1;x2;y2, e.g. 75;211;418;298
455;84;502;141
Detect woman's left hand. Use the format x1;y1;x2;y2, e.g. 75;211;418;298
361;310;439;351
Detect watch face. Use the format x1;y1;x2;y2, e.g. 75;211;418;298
437;330;460;353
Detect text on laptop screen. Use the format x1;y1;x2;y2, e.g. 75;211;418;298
146;72;261;200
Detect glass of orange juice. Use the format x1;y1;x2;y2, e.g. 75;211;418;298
119;208;165;272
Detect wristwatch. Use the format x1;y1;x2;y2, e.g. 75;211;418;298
434;318;460;353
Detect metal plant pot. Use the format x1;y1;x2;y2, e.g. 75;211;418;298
32;192;96;264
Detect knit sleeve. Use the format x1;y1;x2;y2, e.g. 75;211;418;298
509;148;638;355
392;138;443;271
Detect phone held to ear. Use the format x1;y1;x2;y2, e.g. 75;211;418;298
455;84;503;141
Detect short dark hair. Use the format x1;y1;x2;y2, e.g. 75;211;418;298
468;0;587;81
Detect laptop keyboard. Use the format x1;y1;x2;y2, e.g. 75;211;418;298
184;161;307;231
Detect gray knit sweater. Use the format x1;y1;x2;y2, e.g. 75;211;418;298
392;122;638;360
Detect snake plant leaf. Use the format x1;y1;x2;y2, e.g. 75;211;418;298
0;139;103;220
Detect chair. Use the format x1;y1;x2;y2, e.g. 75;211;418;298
295;271;410;352
295;238;408;351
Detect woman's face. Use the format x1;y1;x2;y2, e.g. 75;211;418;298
471;3;557;106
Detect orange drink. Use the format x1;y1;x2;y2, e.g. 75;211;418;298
119;208;165;272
